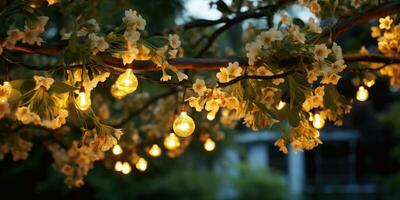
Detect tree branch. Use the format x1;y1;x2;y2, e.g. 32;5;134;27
217;70;301;87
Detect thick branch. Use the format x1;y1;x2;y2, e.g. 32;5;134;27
320;0;400;40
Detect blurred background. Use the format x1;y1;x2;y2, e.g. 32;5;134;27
1;0;400;199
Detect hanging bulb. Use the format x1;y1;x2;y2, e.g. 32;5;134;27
114;161;123;172
173;111;195;137
356;86;369;101
163;133;180;150
312;113;325;129
135;157;148;172
75;89;91;111
204;138;216;152
121;162;132;174
112;144;123;155
111;84;127;99
0;81;12;103
276;101;286;110
363;79;375;87
148;144;162;157
115;69;138;94
207;111;216;121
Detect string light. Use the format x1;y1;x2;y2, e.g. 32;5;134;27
204;138;216;152
173;111;195;137
0;81;12;103
276;101;286;110
312;113;325;129
356;86;369;101
135;157;148;172
114;161;123;172
111;69;138;99
148;144;162;157
206;111;216;121
121;162;132;174
163;133;180;150
75;89;91;111
112;144;123;155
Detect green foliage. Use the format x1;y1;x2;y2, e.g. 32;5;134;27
234;164;287;200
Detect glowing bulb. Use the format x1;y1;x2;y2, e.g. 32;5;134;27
312;113;325;129
112;144;123;155
356;86;369;102
363;79;375;87
148;144;162;157
121;162;132;174
135;157;148;172
204;138;216;152
276;101;286;110
163;133;180;150
111;84;127;99
115;69;138;94
75;91;91;111
114;161;123;172
0;81;12;103
173;112;195;137
207;112;216;120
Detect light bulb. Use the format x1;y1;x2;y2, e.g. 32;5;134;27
163;133;180;150
276;101;286;110
173;112;195;137
75;91;91;111
111;84;127;99
135;157;148;172
312;113;325;129
122;162;132;174
204;138;216;152
115;69;138;94
363;79;375;87
114;161;123;172
112;144;123;155
207;112;216;121
356;86;369;101
148;144;162;157
0;81;12;103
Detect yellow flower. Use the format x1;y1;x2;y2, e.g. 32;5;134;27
34;75;54;90
205;99;222;112
226;61;242;77
370;26;381;38
309;0;321;14
224;97;239;110
192;79;207;96
216;68;230;83
169;34;181;49
379;16;393;30
313;44;331;61
274;138;288;154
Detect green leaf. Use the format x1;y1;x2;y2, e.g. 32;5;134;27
293;18;305;28
288;106;300;127
49;81;76;94
143;36;169;50
10;79;25;90
8;89;22;104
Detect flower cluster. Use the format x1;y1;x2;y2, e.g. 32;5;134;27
370;16;400;88
0;135;32;161
0;16;48;54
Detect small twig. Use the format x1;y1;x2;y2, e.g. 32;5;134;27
217;70;300;87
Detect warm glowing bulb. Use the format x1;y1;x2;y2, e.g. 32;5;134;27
115;69;138;94
148;144;162;157
363;79;375;87
0;81;12;103
112;144;123;155
312;113;325;129
75;91;91;111
111;84;127;99
207;112;216;120
135;157;148;172
173;112;195;137
204;138;216;152
163;133;180;150
114;161;123;172
356;86;369;101
276;101;286;110
122;162;132;174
